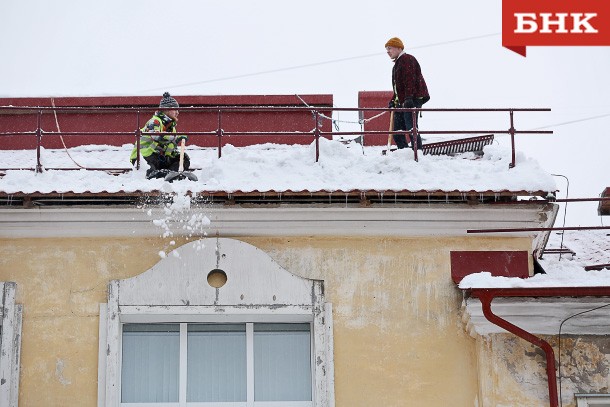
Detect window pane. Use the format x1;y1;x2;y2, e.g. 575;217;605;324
254;323;312;401
121;324;180;403
187;324;247;402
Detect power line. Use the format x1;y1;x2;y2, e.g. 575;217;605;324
141;33;500;93
142;53;381;92
410;32;500;50
529;112;610;130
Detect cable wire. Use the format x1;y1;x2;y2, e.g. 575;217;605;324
551;174;570;261
557;303;610;406
51;98;88;170
140;33;500;93
529;113;610;130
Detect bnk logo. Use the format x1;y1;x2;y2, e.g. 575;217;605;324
502;0;610;56
514;13;598;34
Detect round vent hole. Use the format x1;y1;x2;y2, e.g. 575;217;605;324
207;269;227;288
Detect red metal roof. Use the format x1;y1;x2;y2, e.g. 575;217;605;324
0;94;334;108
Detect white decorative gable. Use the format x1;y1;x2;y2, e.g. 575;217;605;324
117;238;316;307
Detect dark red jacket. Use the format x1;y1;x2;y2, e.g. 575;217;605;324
392;53;430;105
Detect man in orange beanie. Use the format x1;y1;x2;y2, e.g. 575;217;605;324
385;37;430;150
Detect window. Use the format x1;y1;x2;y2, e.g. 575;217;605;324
121;324;180;403
187;324;247;403
99;238;334;407
252;323;311;403
0;282;22;407
120;323;312;405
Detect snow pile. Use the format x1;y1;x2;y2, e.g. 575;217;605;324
0;138;557;194
459;230;610;288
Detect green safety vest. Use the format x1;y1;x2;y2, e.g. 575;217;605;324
130;114;179;160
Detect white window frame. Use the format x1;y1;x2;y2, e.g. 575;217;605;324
576;394;610;407
0;282;23;407
118;321;315;407
98;238;335;407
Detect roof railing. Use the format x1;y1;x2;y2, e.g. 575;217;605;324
0;105;552;173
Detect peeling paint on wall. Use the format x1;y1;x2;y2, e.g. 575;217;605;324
557;336;610;406
478;334;610;407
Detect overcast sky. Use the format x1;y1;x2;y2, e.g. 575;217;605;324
1;0;609;226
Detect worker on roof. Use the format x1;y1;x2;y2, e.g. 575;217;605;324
386;37;430;150
130;92;190;179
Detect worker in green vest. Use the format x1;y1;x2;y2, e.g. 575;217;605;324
130;92;190;179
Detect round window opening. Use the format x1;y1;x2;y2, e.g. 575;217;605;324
207;269;227;288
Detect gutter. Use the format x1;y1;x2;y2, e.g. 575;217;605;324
467;287;610;407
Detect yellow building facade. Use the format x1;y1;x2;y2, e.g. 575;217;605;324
0;202;608;407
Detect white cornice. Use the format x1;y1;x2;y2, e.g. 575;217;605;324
0;203;556;238
463;296;610;336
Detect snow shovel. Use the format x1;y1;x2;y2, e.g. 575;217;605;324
165;139;198;182
382;111;396;155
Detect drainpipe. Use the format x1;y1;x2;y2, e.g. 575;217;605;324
468;287;610;407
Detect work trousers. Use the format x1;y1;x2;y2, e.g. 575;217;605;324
392;104;423;150
133;153;190;178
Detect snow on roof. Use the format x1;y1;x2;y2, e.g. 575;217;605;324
459;230;610;289
0;138;556;196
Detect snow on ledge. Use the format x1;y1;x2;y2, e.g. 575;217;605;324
459;231;610;288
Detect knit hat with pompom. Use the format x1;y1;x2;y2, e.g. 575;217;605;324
159;92;179;109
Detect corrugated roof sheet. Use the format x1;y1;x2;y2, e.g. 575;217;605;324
0;189;552;207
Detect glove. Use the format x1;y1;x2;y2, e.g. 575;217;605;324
388;100;396;108
402;98;415;108
176;135;188;143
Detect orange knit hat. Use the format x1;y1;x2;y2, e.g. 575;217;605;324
385;37;404;49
